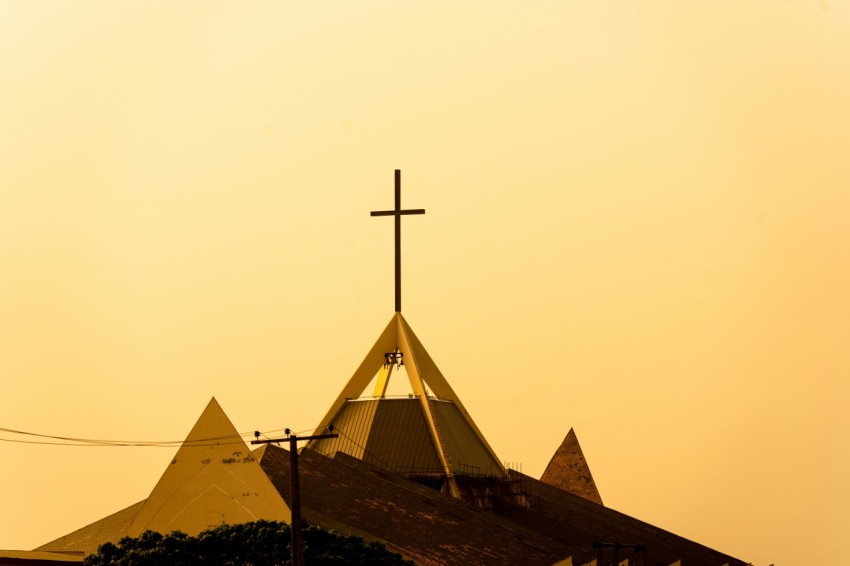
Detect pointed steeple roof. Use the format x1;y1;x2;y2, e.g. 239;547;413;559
127;397;290;536
540;428;603;505
307;313;505;495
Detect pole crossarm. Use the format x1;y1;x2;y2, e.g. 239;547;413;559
250;433;338;445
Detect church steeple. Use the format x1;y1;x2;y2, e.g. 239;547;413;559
307;313;506;497
307;178;504;496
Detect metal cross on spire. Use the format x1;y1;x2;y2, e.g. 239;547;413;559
370;169;425;313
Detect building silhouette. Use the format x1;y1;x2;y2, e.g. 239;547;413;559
6;173;750;565
26;313;748;566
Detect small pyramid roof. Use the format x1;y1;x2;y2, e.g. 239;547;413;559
127;398;290;536
540;428;603;505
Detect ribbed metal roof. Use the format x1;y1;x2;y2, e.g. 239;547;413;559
309;397;504;478
366;398;443;473
309;398;443;474
309;398;379;461
428;399;503;476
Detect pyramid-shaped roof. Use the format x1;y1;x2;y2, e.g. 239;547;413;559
307;313;504;495
37;398;291;555
540;428;603;505
127;397;290;536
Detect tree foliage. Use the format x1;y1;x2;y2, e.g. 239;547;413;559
83;520;414;566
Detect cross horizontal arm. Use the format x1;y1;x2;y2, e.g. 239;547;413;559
370;209;426;216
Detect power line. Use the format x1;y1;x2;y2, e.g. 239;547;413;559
0;425;307;448
0;437;251;448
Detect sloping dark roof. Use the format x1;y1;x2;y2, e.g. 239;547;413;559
0;550;83;565
256;444;564;566
34;501;144;556
540;428;603;505
256;444;749;566
33;395;747;565
35;442;749;565
502;469;745;566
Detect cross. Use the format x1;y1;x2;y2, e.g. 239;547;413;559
370;169;425;313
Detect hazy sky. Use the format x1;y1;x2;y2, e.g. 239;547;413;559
2;2;849;564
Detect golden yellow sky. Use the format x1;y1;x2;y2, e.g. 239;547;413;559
2;2;849;564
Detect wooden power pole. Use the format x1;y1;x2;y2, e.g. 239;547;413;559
252;431;338;566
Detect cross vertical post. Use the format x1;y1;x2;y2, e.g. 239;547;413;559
371;169;425;313
394;169;401;313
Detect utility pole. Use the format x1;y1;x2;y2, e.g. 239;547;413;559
252;430;338;566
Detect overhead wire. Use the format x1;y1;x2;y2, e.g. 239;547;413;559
0;424;313;448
